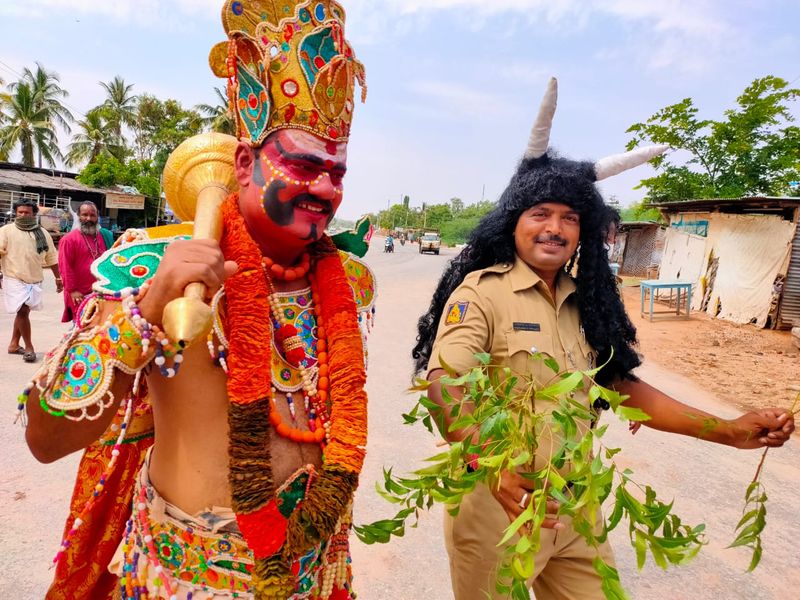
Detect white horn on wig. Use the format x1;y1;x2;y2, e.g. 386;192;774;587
524;77;558;160
594;144;671;181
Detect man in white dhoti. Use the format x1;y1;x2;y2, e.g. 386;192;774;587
0;199;62;362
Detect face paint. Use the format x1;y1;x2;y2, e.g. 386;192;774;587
238;129;347;260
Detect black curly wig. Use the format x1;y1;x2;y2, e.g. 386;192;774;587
412;153;641;386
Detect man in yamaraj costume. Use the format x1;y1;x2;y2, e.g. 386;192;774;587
22;2;375;598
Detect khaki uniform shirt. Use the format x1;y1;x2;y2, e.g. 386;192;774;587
430;255;613;600
0;223;58;284
429;254;595;388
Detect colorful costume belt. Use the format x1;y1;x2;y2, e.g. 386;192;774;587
115;459;354;600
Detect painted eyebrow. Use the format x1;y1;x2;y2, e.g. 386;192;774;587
275;139;347;172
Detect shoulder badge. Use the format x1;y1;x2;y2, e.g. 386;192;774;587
445;301;470;326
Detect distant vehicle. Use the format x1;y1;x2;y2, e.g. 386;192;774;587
419;232;441;255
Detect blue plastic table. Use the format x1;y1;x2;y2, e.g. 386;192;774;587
640;280;692;321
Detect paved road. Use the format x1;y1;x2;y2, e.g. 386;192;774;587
1;239;798;599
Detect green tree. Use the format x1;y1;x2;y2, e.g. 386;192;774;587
379;202;418;229
77;154;161;227
424;203;453;230
450;197;464;215
77;154;159;197
18;63;73;131
99;76;137;141
196;87;236;135
627;76;800;202
619;201;663;223
66;108;124;167
131;95;203;170
0;82;61;167
19;63;74;166
461;199;495;219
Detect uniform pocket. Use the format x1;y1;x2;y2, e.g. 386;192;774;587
504;330;554;382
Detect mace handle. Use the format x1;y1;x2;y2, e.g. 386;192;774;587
162;184;228;346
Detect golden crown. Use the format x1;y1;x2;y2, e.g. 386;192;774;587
209;0;366;146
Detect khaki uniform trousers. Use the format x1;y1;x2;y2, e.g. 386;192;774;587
445;483;615;600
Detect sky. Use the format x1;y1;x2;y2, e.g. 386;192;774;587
1;0;798;220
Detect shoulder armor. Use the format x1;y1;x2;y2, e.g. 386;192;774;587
92;225;192;294
339;250;376;313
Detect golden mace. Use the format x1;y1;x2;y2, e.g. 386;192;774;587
161;132;239;346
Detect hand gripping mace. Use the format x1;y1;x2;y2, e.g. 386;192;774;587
161;132;239;347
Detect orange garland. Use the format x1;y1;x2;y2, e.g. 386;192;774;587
220;193;368;593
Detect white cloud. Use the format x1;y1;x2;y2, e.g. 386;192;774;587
404;79;520;120
5;0;732;37
0;0;216;25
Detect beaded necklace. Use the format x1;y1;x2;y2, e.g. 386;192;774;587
81;231;102;260
208;279;330;446
269;287;318;393
265;273;329;446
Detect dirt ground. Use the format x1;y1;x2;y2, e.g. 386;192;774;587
620;285;800;415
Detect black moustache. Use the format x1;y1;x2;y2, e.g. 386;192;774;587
535;236;567;245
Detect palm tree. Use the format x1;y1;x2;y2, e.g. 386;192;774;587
8;63;73;167
100;76;137;141
196;87;235;135
0;82;62;167
66;108;124;167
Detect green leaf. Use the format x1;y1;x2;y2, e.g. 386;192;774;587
438;354;458;378
538;372;584;400
747;543;763;572
649;537;669;569
410;377;432;392
634;530;648;569
543;356;560;374
546;469;567;492
616;406;652;422
511;552;535;581
499;500;535;546
475;352;492;365
588;385;602;404
594;558;631;600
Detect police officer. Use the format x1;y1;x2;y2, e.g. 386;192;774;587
412;79;795;600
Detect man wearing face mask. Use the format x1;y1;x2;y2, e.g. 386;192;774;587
57;201;112;323
0;199;62;363
23;2;374;599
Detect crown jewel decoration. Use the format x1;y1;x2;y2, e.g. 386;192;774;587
210;0;366;146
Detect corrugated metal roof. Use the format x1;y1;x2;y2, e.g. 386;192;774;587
619;221;664;229
0;162;108;195
650;196;800;212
